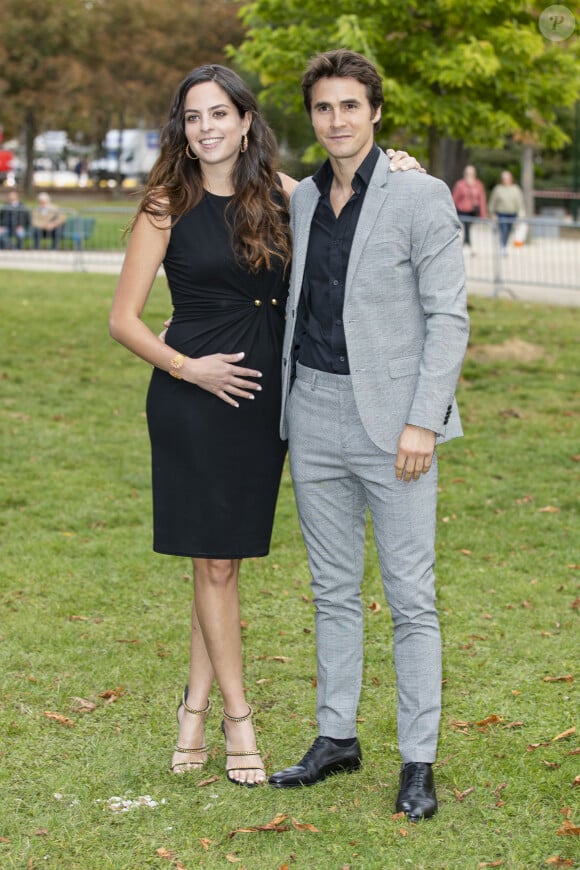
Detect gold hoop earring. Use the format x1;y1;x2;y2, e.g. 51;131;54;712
240;134;248;154
185;143;199;161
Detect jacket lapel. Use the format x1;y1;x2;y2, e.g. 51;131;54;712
290;182;319;305
344;153;390;302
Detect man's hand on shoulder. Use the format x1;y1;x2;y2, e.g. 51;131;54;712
386;149;426;173
395;424;436;483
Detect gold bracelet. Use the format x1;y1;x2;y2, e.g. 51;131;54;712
169;353;185;379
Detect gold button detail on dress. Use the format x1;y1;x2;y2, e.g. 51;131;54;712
254;299;262;307
271;298;278;306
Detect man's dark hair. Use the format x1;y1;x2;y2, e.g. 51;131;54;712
302;49;384;133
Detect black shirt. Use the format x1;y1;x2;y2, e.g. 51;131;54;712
294;143;380;374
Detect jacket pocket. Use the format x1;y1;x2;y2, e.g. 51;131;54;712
388;354;421;379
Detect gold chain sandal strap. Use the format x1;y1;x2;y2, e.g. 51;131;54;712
183;696;211;717
175;744;207;754
222;704;253;723
225;749;259;757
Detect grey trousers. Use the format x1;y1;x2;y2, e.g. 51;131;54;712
287;363;441;763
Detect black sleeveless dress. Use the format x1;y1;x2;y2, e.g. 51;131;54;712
146;191;288;558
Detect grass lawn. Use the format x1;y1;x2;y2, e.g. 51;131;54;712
0;271;578;869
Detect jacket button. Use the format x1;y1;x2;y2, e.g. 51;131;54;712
254;299;262;307
271;298;278;306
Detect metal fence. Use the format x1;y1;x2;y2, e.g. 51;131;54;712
0;206;134;273
458;215;580;303
1;208;579;305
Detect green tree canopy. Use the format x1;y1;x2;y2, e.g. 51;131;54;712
232;0;580;176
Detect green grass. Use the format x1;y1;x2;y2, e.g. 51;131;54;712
0;272;578;869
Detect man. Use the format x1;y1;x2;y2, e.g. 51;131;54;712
269;50;469;822
0;190;30;249
31;192;65;250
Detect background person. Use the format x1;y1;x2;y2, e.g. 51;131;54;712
0;190;31;249
488;170;525;254
269;50;469;824
451;164;487;252
31;192;66;249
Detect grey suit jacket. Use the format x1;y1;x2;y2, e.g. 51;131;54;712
280;150;470;454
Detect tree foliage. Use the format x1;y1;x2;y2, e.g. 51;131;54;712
232;0;580;176
0;0;244;192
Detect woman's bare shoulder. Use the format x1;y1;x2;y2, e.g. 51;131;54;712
278;172;299;196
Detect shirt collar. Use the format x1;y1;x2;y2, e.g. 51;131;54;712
313;143;381;196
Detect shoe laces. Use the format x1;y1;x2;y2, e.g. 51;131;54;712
301;736;329;764
404;762;430;788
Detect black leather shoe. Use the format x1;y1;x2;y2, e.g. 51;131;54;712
268;736;362;788
395;762;437;821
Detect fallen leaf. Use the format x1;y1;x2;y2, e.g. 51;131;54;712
34;829;49;836
98;686;124;703
475;715;504;728
391;812;406;820
552;727;576;742
573;776;580;788
459;549;472;556
68;614;89;621
197;775;219;787
225;856;242;864
545;858;574;867
454;786;475;801
538;505;560;513
478;862;503;868
527;742;550;751
43;711;74;728
156;847;176;859
70;697;97;713
199;838;211;850
369;601;382;613
543;675;574;683
0;837;10;843
174;862;189;870
291;818;321;832
399;828;408;836
494;783;507;798
270;656;291;663
556;820;580;836
568;748;580;755
503;721;524;729
230;813;290;837
541;761;561;769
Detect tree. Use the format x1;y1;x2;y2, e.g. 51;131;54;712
0;0;245;193
0;0;91;193
232;0;580;179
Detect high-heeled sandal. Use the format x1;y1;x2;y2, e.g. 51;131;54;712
221;705;266;788
171;685;211;774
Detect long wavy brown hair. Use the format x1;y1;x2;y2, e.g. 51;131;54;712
137;65;291;273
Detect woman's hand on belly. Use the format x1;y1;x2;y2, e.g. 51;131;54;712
186;352;263;408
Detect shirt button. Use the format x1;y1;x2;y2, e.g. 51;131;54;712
339;355;345;362
335;319;342;325
254;299;262;307
271;298;278;306
332;279;339;286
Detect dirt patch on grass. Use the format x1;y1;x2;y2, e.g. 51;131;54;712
468;338;545;363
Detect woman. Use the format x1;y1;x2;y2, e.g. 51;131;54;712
488;170;526;254
451;164;487;252
110;63;417;787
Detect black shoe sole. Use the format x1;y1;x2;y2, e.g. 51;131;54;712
269;759;362;788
